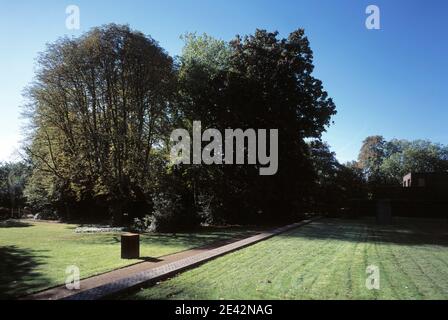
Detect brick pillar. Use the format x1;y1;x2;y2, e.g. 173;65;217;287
121;233;140;259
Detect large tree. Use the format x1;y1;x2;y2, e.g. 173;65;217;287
177;29;336;223
24;24;175;223
358;135;387;183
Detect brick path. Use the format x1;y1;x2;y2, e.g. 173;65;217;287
24;219;316;300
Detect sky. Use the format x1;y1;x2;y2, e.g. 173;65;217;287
0;0;447;163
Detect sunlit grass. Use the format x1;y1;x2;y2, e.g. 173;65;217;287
125;218;448;300
0;220;254;298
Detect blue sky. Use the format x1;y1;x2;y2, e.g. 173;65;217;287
0;0;447;162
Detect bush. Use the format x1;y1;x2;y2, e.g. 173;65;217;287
149;191;200;232
0;207;10;220
33;211;60;221
130;215;153;233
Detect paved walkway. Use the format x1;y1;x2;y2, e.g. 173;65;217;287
24;219;316;300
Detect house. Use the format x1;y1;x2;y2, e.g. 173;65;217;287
403;172;448;188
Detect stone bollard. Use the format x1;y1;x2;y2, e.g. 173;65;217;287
121;233;140;259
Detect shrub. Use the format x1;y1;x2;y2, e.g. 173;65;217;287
130;215;153;233
149;191;199;232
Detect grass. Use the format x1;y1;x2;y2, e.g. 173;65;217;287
124;218;448;300
0;219;256;299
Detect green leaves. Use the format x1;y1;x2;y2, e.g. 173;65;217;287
23;26;338;225
24;24;176;219
358;136;448;185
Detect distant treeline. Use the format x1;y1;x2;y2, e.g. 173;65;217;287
357;136;448;184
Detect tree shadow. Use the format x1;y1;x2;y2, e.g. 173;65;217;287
77;228;261;250
0;220;32;228
279;218;448;247
137;229;261;250
0;246;50;299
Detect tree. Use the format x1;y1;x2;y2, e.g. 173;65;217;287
357;136;448;185
308;141;367;213
177;29;337;224
358;136;387;183
22;26;337;228
0;162;30;217
23;24;175;224
381;139;448;184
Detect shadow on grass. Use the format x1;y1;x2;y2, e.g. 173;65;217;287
137;230;260;252
279;218;448;247
0;220;32;228
77;229;260;250
0;246;50;299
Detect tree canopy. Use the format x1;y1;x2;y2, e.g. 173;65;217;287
174;29;337;224
357;136;448;185
11;25;448;228
20;25;339;228
24;24;176;223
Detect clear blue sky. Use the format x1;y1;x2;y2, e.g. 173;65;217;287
1;0;447;162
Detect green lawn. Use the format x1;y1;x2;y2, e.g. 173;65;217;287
125;218;448;300
0;220;255;299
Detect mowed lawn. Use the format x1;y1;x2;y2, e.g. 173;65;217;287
0;220;255;299
126;218;448;300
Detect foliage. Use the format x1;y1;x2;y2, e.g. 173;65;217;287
357;136;387;183
357;136;448;185
308;141;367;213
21;25;338;227
149;167;200;232
0;162;30;217
176;30;337;224
23;24;175;223
130;215;153;233
15;24;448;228
380;139;448;183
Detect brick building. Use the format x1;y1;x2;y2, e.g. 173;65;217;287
403;172;448;188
